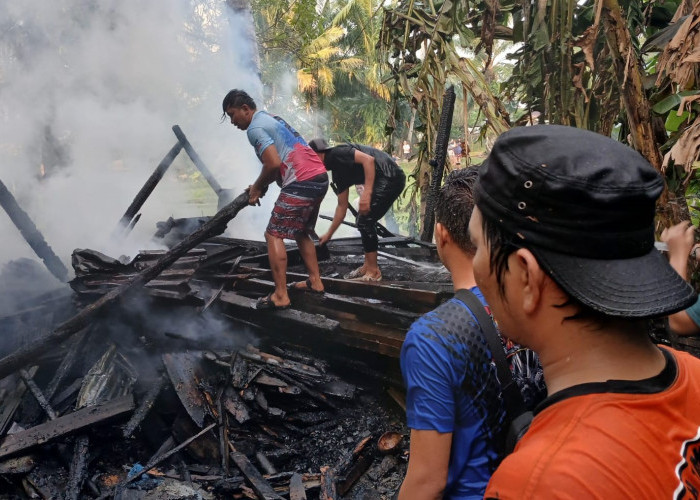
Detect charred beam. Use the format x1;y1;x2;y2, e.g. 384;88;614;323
421;85;456;242
229;442;284;499
19;369;57;421
116;141;183;231
320;466;338;500
0;395;134;459
122;374;166;438
0;191;250;381
65;435;90;500
44;328;89;401
0;179;68;282
172;125;223;195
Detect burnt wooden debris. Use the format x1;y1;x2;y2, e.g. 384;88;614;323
0;218;449;497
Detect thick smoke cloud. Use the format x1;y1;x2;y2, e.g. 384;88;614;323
0;0;269;280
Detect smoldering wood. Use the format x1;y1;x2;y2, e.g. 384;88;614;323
229;442;284;500
65;434;89;500
0;190;250;381
0;179;68;282
115;141;184;231
0;395;135;459
122;374;166;438
172;125;223;195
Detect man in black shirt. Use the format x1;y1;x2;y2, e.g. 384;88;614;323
309;139;406;281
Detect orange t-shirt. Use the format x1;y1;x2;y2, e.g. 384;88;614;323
485;347;700;499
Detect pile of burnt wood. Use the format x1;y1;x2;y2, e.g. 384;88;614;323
0;225;452;499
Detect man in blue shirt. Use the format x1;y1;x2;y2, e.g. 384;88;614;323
223;89;328;309
399;168;507;499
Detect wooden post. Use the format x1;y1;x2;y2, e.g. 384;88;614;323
0;179;68;282
420;86;456;242
116;141;183;231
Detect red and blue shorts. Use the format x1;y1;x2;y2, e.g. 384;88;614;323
266;173;329;240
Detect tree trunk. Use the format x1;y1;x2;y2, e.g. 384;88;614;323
602;0;689;225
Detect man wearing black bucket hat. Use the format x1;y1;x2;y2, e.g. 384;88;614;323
468;125;700;498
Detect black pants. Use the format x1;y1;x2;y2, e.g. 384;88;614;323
356;172;406;253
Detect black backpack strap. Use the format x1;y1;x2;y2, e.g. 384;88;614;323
454;289;526;419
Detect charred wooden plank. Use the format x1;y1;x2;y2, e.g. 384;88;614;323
19;368;57;421
65;434;90;500
238;278;419;329
122;374;166;438
251;269;449;311
44;327;89;401
0;395;134;459
216;386;230;475
272;370;337;410
335;436;377;496
256;452;277;475
229;442;284;499
163;352;209;428
319;466;338;500
0;191;250;381
218;291;339;334
0;368;38;436
288;472;306;500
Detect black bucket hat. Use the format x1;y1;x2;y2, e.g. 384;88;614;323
474;124;696;318
308;138;332;153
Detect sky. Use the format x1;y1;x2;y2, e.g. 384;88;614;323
0;0;272;284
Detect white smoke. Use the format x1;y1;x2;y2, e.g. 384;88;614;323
0;0;269;280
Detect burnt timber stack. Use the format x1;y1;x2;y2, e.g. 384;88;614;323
0;215;448;497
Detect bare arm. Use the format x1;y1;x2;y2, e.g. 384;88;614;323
248;145;282;205
354;149;375;215
319;189;349;245
669;310;700;336
661;221;700;336
398;429;452;500
661;221;695;280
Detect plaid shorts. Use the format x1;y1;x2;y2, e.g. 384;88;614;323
266;174;329;240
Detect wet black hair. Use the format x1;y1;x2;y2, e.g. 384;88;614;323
435;167;479;255
221;89;256;118
478;209;622;327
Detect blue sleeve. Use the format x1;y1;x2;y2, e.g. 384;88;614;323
401;322;463;433
247;126;274;158
685;297;700;328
